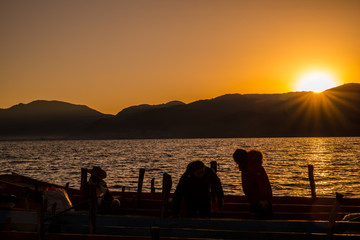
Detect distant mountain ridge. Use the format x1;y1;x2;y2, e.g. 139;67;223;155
1;100;107;118
0;100;112;140
1;84;359;140
74;83;360;139
116;101;185;118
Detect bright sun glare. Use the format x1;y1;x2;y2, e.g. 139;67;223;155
295;71;339;93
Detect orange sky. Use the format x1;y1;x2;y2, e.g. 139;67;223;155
1;0;359;114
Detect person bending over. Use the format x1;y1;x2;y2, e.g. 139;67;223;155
172;161;224;218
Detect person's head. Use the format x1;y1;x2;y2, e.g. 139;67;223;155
233;149;247;171
247;149;263;165
88;166;106;182
186;161;205;179
111;199;121;212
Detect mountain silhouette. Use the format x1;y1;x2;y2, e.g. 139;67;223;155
0;100;112;140
116;101;185;119
1;84;359;140
74;83;360;139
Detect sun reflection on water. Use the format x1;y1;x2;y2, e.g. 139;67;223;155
0;137;359;197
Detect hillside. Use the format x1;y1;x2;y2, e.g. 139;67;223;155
1;84;359;140
74;83;360;139
0;100;112;140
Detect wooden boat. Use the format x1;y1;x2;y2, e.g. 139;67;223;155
1;172;360;239
1;172;360;220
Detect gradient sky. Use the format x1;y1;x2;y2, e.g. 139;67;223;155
1;0;360;114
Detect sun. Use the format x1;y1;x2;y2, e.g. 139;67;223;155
294;71;339;93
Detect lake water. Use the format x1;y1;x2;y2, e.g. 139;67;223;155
1;137;359;198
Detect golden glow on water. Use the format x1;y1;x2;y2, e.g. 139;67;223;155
305;138;333;196
1;138;360;198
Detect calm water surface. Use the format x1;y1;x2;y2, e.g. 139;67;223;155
1;137;359;198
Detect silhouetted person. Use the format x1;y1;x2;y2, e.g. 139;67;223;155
172;161;224;218
233;149;248;172
233;149;273;219
82;166;120;213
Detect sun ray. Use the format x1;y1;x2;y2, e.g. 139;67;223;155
281;87;357;136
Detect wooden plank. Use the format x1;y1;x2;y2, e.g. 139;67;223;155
2;231;360;240
1;211;360;238
0;231;152;240
127;199;360;216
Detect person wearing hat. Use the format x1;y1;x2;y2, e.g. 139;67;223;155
82;166;119;213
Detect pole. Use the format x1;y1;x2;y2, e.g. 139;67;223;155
137;168;145;208
151;178;155;194
308;165;316;199
89;183;97;234
161;173;172;218
326;193;344;240
81;168;88;189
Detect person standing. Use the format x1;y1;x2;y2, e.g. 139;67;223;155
233;149;273;219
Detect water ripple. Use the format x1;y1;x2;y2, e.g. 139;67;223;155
0;137;359;198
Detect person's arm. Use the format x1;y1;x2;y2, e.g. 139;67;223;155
101;182;114;202
209;168;224;210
